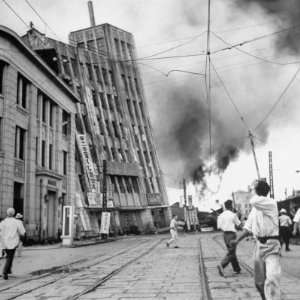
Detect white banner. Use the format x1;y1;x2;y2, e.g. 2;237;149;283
85;86;101;136
100;212;111;234
77;134;98;192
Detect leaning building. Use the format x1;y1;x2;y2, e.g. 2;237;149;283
20;4;170;237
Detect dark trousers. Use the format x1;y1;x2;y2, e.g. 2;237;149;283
3;249;16;275
280;226;290;250
221;231;241;272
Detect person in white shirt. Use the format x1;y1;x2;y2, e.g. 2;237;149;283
279;209;292;251
0;208;25;280
166;215;179;248
292;207;300;236
217;200;241;276
231;180;281;300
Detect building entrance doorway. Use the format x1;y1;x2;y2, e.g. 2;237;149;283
13;182;24;215
46;191;57;239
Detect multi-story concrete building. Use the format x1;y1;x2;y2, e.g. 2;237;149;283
0;26;78;242
21;5;170;235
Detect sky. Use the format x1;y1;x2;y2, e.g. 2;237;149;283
2;0;300;209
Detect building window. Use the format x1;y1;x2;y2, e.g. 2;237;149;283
49;144;53;170
94;65;101;83
0;61;5;95
41;140;46;167
118;177;125;193
132;177;139;193
125;178;132;193
13;182;24;215
17;74;30;109
35;137;39;164
101;68;108;85
49;102;54;127
112;121;119;137
86;63;93;81
62;110;70;136
99;92;106;110
107;94;114;111
63;151;68;175
92;90;98;107
14;126;26;160
71;58;78;78
42;95;47;123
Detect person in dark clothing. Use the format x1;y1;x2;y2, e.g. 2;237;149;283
279;209;292;251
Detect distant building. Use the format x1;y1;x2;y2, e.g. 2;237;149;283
21;8;169;235
232;190;253;220
0;26;78;242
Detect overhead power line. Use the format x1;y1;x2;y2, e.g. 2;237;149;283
211;32;300;66
212;23;300;55
139;31;207;60
255;65;300;131
2;0;28;28
210;59;250;131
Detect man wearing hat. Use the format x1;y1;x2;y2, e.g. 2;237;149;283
0;208;25;280
279;208;292;252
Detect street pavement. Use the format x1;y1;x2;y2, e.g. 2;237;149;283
0;233;299;299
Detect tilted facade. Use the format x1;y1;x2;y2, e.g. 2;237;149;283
23;22;170;236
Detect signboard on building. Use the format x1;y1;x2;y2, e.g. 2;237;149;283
77;134;99;192
85;86;101;136
100;212;111;234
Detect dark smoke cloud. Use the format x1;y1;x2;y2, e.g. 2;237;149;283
152;77;264;187
235;0;300;53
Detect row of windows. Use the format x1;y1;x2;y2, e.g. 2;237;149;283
37;90;71;135
110;176;139;194
15;126;68;173
121;75;140;97
127;99;146;122
114;38;134;61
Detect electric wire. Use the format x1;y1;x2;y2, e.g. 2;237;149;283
254;65;300;131
211;31;300;66
210;59;250;131
138;31;207;59
212;23;300;55
2;0;29;28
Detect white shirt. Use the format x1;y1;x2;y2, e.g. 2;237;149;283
170;219;177;231
293;208;300;223
0;217;25;249
217;210;241;232
279;215;292;227
244;195;279;237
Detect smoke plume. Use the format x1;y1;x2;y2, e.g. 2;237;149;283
235;0;300;54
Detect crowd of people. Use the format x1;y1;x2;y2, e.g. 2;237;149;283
216;180;300;300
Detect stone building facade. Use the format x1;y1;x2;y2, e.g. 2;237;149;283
0;26;79;242
22;21;170;235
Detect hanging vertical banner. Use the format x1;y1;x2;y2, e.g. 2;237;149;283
100;212;111;234
76;133;98;192
85;86;101;136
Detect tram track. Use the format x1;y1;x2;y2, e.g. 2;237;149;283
1;237;161;300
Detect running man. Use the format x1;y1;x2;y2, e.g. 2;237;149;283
166;215;179;248
217;199;242;276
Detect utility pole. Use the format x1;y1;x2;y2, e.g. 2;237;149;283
206;0;212;158
102;160;107;212
269;151;274;198
248;131;261;180
183;179;188;231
